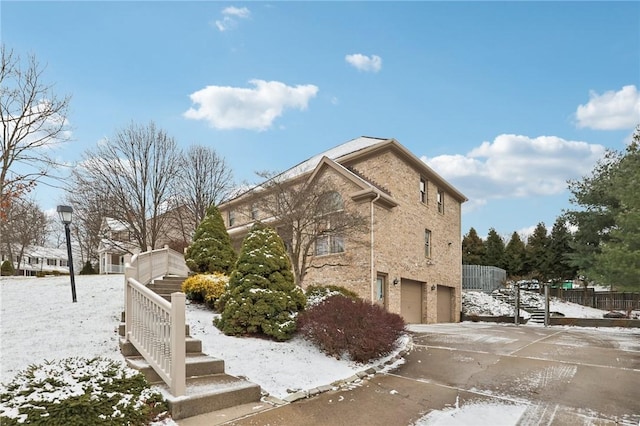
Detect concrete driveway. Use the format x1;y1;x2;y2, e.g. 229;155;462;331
184;323;640;425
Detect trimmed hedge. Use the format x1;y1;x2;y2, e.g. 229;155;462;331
182;273;228;308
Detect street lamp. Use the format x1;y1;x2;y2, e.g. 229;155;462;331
57;205;77;303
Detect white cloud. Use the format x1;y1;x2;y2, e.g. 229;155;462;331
422;134;606;208
345;54;382;73
214;6;250;32
575;85;640;130
222;6;250;18
183;79;319;131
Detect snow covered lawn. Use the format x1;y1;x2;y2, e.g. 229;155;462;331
0;275;405;398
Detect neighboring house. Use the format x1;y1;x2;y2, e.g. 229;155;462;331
218;136;467;324
1;245;70;276
97;218;140;274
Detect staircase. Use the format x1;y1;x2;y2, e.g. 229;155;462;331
491;290;544;323
119;276;262;420
146;275;186;301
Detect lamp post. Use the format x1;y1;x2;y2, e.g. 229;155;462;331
57;205;77;303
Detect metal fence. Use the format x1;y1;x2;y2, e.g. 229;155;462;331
462;265;506;293
551;288;640;311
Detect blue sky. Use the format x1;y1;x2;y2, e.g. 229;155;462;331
3;1;639;240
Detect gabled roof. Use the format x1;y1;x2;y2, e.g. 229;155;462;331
222;136;467;206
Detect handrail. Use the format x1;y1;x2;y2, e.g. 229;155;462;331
124;246;188;396
129;245;190;286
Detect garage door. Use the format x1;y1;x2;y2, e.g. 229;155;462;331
401;279;423;323
437;285;452;323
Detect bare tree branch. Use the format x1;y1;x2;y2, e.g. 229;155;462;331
0;45;71;210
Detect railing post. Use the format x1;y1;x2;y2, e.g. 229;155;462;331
124;265;133;340
170;292;186;397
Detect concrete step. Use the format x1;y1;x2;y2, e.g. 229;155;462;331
125;353;225;383
119;336;201;356
156;374;262;420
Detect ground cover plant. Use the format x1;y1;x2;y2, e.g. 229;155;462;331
0;357;167;425
297;295;406;363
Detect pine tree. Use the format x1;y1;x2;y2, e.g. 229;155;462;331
526;222;550;282
504;232;526;277
215;223;306;341
484;228;506;269
462;227;486;265
184;205;236;274
548;217;577;283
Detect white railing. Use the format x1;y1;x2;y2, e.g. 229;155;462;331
104;263;125;274
124;245;188;396
129;245;190;286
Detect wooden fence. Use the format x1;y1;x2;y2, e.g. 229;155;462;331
550;288;640;311
462;265;506;293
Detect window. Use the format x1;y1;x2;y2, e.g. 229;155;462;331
437;189;444;214
228;210;235;226
251;204;258;220
425;229;432;258
420;177;427;203
60;259;68;267
376;275;386;303
319;191;344;214
47;259;57;266
314;191;345;256
315;234;344;256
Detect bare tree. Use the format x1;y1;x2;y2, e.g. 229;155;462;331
165;144;234;247
0;197;49;274
0;45;71;213
64;184;115;265
256;171;369;286
72;121;181;251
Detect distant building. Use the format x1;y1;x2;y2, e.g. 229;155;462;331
97;217;140;274
1;245;70;276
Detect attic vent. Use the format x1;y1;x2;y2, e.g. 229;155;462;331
345;166;392;196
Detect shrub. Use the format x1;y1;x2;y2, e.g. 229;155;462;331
185;205;237;274
1;260;14;276
305;284;359;306
182;273;228;308
297;295;406;363
0;357;168;425
79;260;97;275
215;223;306;341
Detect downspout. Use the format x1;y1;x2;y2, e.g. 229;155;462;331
370;191;381;303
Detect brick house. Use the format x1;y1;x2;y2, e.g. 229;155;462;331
218;136;467;323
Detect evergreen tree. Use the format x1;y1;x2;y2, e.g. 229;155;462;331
547;217;577;283
526;222;550;282
566;126;640;290
79;260;97;275
215;222;306;341
462;227;486;265
1;260;14;276
504;232;526;277
484;228;505;269
185;205;236;274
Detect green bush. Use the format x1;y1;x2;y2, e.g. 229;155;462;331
297;295;406;363
305;284;359;306
1;260;14;276
215;223;306;341
0;357;168;425
182;273;228;308
79;260;98;275
185;205;237;274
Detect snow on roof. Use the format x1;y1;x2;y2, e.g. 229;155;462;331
278;136;388;181
223;136;389;203
17;245;68;259
104;217;129;232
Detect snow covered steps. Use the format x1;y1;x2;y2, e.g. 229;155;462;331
126;353;262;420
